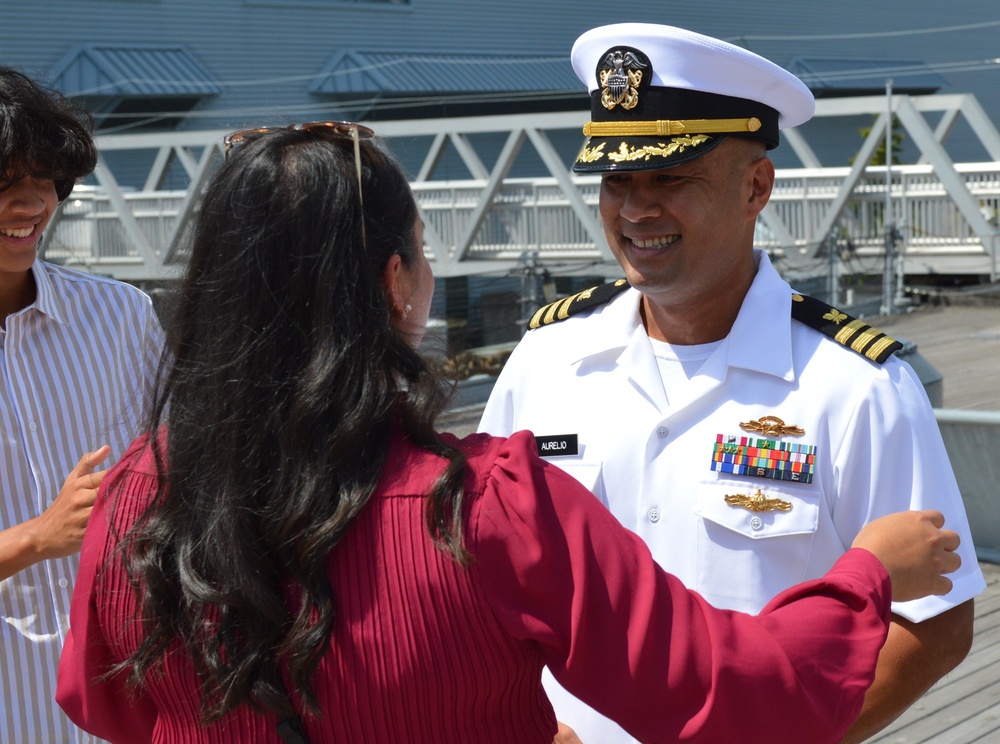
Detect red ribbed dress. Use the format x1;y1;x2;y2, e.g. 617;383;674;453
58;430;891;743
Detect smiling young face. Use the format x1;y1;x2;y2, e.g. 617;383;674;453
598;138;774;341
0;176;59;310
0;174;58;280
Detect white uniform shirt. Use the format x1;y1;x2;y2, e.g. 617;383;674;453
480;250;985;744
0;261;163;744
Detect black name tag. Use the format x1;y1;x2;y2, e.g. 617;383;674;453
535;434;579;457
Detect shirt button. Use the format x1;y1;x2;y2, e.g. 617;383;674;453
656;426;668;438
648;507;661;523
28;421;37;432
750;516;764;531
58;578;69;589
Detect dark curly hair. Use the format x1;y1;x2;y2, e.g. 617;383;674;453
0;66;97;200
114;128;467;722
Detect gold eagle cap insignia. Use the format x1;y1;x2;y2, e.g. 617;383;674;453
599;49;649;111
739;415;805;438
724;488;792;513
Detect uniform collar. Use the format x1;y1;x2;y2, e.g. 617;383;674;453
28;261;69;325
565;285;644;365
568;249;794;381
723;249;795;381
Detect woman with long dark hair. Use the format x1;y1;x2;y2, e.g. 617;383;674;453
57;123;960;744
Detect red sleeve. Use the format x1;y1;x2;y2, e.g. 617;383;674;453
57;439;159;744
468;430;891;744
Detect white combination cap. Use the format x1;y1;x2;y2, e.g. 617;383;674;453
570;23;815;172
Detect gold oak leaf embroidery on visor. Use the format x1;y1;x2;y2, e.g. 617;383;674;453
606;135;711;163
724;488;793;513
577;142;607;163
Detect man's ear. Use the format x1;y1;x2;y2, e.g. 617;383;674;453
746;155;775;218
382;253;405;317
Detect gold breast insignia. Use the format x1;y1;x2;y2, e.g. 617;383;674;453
724;488;792;513
740;415;805;438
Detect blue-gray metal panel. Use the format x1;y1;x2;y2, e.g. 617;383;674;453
3;0;1000;162
788;57;947;94
51;44;222;98
310;50;578;94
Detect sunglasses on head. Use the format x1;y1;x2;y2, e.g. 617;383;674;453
223;121;376;241
222;120;375;157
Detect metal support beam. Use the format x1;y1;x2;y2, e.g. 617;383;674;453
92;153;161;268
173;146;200;180
523;127;613;264
781;126;822;169
894;96;998;260
143;146;174;192
415;206;452;273
808;114;889;257
453;129;526;264
446;133;490;180
415;132;448;182
959;95;1000;161
163;140;224;263
916;107;961;166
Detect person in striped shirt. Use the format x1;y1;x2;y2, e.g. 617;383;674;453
0;66;164;743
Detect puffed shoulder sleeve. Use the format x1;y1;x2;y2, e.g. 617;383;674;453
467;430;892;744
57;438;158;743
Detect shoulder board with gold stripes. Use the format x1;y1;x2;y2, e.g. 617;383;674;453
527;279;631;330
790;293;902;364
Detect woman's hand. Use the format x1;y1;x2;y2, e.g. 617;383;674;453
852;510;961;601
553;721;584;744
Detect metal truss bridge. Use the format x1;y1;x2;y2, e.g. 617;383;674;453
41;93;1000;284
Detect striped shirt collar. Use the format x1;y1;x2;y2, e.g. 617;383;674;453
28;260;69;325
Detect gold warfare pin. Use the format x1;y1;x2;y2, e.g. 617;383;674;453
724;488;792;513
739;416;804;437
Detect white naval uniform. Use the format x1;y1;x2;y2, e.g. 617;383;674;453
479;249;985;744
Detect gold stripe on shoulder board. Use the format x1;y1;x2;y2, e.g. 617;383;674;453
790;293;902;364
528;279;630;330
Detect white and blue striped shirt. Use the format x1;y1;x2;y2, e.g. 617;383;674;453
0;260;163;744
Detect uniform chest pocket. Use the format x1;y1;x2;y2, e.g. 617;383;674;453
692;480;822;608
693;481;820;539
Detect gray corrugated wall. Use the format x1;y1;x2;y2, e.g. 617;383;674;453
2;1;999;164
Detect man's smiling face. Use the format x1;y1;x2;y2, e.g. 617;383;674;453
598;137;769;312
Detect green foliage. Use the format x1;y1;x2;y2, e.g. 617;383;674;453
850;116;905;166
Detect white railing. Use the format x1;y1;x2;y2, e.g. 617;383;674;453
764;162;1000;260
45;163;1000;281
935;409;1000;561
39;97;1000;281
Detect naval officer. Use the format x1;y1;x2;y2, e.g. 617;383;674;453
480;22;985;744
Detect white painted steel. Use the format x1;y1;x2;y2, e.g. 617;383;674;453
40;95;1000;281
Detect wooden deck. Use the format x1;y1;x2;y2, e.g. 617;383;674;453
876;303;1000;411
441;300;1000;742
870;561;1000;743
868;302;1000;742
